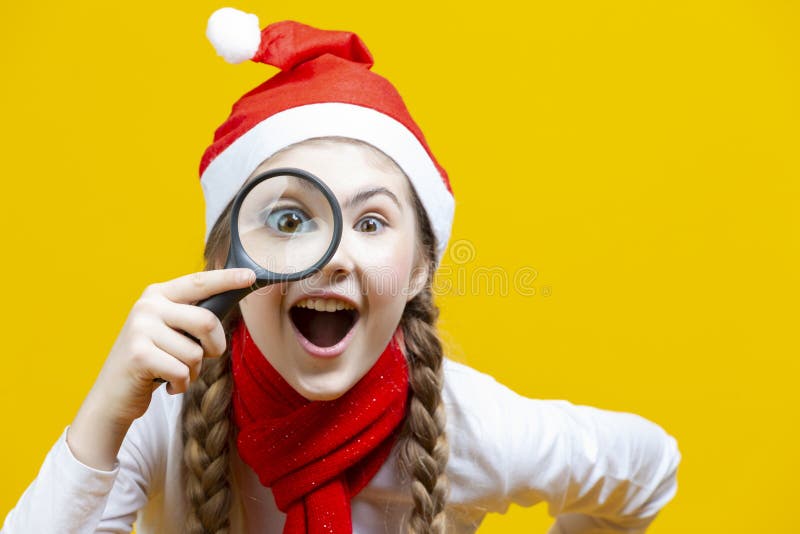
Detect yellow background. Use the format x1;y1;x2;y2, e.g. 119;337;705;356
1;1;798;532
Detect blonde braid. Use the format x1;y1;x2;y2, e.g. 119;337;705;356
396;186;450;533
398;287;450;533
181;204;238;534
181;345;235;533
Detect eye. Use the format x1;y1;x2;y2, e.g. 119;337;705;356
355;216;385;233
265;207;317;234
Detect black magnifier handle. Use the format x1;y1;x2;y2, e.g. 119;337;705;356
195;285;255;322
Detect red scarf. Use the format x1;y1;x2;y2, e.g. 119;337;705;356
230;320;409;533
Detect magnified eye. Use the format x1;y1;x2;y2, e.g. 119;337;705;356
266;207;317;234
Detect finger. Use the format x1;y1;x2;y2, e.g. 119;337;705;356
150;322;205;382
158;302;227;358
154;268;256;305
142;343;192;395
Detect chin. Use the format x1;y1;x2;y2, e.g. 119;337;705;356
293;379;351;401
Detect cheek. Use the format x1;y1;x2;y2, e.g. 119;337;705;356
239;284;285;332
359;237;416;309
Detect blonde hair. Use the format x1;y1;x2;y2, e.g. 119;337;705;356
181;138;450;533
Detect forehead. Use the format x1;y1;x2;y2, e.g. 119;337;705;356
249;141;412;202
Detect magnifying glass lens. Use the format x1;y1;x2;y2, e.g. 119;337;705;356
237;174;336;274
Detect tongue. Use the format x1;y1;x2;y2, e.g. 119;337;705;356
291;308;355;348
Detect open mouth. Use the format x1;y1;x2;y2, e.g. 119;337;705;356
289;298;359;349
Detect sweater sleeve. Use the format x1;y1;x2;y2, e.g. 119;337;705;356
0;426;122;533
1;388;171;534
442;360;681;533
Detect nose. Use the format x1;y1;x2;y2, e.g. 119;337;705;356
319;230;356;285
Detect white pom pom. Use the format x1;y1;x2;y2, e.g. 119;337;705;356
206;7;261;64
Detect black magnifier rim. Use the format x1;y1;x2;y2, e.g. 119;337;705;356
226;167;343;284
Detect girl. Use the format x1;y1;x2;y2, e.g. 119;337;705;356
1;8;680;534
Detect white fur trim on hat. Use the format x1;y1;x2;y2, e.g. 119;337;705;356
200;102;455;261
206;7;261;64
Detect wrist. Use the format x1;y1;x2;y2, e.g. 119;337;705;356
69;390;131;471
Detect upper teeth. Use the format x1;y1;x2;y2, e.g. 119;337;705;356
294;298;355;312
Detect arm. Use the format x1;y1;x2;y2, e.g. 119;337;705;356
1;388;169;534
2;269;254;533
442;360;681;533
1;426;121;533
508;401;681;533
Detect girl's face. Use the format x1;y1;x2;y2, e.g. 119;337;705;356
238;140;428;400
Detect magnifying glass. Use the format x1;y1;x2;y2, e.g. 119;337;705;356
199;167;343;318
153;167;343;384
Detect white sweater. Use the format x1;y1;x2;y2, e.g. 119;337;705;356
1;359;680;533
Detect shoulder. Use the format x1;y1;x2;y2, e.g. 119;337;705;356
441;357;511;401
438;358;534;508
440;357;538;423
440;356;517;421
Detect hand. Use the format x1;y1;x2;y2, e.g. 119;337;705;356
67;268;255;470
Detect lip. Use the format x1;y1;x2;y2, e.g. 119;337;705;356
287;291;361;359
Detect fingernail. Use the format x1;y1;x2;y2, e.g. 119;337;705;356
240;269;255;284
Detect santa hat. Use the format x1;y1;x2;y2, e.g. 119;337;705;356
201;8;455;262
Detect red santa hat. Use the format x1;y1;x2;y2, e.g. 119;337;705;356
200;8;455;262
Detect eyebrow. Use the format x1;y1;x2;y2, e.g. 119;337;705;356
343;187;402;211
